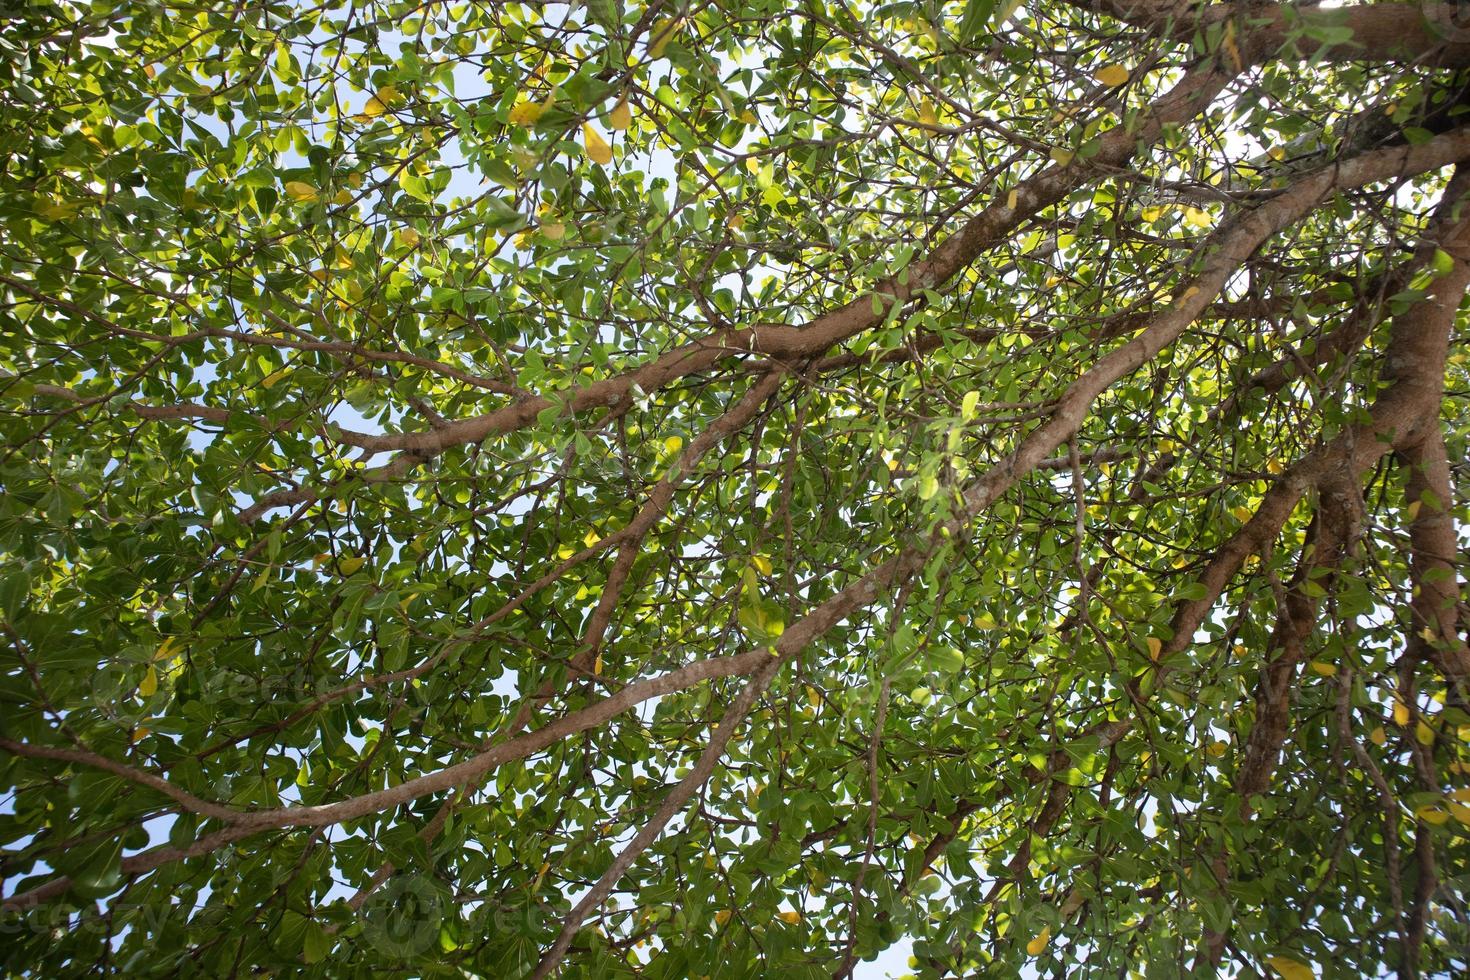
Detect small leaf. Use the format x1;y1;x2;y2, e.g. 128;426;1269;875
1026;925;1050;956
1266;956;1314;980
584;124;613;165
1093;64;1130;87
508;100;546;126
961;390;980;420
609;96;632;131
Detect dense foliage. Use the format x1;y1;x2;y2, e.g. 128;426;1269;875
4;1;1470;976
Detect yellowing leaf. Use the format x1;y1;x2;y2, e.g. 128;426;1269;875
593;653;603;676
540;221;566;241
155;636;178;661
1417;804;1449;825
1369;726;1386;746
1183;206;1212;229
1406;499;1422;521
1232;505;1253;523
508;100;546;126
584;124;613;165
362;96;388;117
776;910;801;925
284;181;317;202
131;727;149;743
139;665;158;697
714;910;732;925
583;528;601;548
1026;925;1051;956
664;435;684;454
1206;740;1228;758
337;556;366;575
396;227;421;247
1050;148;1074;167
648;19;683;58
1393;700;1411;726
333;189;354;206
1146;637;1162;661
609;97;632;131
917;98;938;127
1093;64;1130;87
1266;458;1284;475
1141;205;1166;222
1309;661;1337;677
752;554;772;576
740;109;758;125
1006;189;1018;210
961;390;980;420
1266;956;1315;980
1416;721;1436;745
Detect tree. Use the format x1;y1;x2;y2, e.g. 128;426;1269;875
3;0;1470;975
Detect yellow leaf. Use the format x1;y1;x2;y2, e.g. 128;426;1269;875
1050;148;1074;167
1026;925;1051;956
131;727;149;743
540;221;566;241
337;556;366;575
1369;726;1386;746
1206;740;1228;758
1417;721;1436;745
37;199;82;221
1006;189;1018;210
260;368;288;389
139;665;158;697
1266;956;1315;980
1308;661;1337;677
1453;787;1470;802
1141;205;1166;222
396;227;421;247
1393;700;1411;726
776;910;801;925
334;189;354;206
739;109;758;125
508;100;546;126
284;181;317;202
1093;64;1130;87
362;96;388;117
975;613;997;631
1183;206;1212;229
1146;637;1162;661
593;653;603;676
609;96;632;131
752;554;772;576
374;83;399;106
1450;801;1470;824
714;910;732;926
155;637;178;661
917;98;938;127
664;435;684;454
584;124;613;165
1175;285;1201;308
728;213;745;230
1232;505;1253;523
1417;804;1449;826
584;528;601;548
648;19;682;58
1406;499;1422;521
1266;458;1284;475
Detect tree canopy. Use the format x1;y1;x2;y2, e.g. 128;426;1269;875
5;0;1470;976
